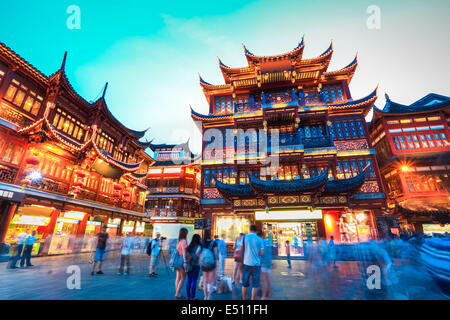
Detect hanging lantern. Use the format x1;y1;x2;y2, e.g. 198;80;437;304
73;181;84;188
123;190;131;197
25;156;40;166
20;179;31;186
113;184;123;191
75;170;86;178
72;189;81;195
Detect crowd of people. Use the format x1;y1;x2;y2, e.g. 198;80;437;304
5;224;449;300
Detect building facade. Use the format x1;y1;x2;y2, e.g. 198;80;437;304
145;141;201;240
0;44;154;255
191;38;386;256
370;93;450;235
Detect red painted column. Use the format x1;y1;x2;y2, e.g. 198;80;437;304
43;209;60;239
0;203;17;243
77;213;89;237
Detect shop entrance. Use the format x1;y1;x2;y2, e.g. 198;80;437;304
263;221;318;257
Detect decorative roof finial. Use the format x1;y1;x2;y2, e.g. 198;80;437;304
102;82;108;99
60;51;68;71
385;93;390;101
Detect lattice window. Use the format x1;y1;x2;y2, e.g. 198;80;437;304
321;85;344;104
214;96;233;115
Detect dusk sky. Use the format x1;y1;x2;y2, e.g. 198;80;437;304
2;0;449;154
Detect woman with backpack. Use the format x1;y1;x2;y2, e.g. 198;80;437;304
199;235;217;300
185;234;202;300
174;228;188;299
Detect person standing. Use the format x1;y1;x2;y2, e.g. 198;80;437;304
241;225;264;300
199;235;217;300
91;226;109;275
10;230;28;269
186;234;202;300
216;234;227;278
232;233;244;285
285;240;292;269
257;231;272;300
174;228;188;299
149;233;161;277
20;230;37;268
328;235;338;269
118;233;134;275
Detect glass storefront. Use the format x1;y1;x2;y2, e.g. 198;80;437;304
263;222;318;257
215;215;251;242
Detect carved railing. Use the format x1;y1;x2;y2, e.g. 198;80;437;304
0;103;33;128
303;135;334;149
0;166;17;184
31;177;69;194
234;102;261;113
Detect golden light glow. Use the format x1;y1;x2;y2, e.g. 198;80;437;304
401;165;409;172
325;214;333;229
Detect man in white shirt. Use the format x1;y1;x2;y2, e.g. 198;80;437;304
118;233;134;275
149;233;161;277
10;231;28;269
241;225;264;300
20;230;37;267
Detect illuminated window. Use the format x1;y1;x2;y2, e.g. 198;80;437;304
400;119;412;124
414;118;426;122
387;120;399;125
214;96;233;115
427;116;441;121
4;79;43;115
52;108;86;141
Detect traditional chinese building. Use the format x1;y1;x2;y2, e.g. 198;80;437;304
145;141;201;240
369;93;450;235
191;37;386;256
0;43;154;254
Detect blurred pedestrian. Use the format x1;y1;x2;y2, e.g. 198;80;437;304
258;231;272;299
285;240;291;269
241;225;264;300
199;234;217;300
20;230;37;268
10;230;28;269
118;232;134;275
215;234;227;278
328;235;338;269
91;226;109;275
174;228;188;299
148;233;161;277
186;234;202;300
233;233;244;285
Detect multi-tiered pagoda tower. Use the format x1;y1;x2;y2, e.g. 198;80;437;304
191;37;386;256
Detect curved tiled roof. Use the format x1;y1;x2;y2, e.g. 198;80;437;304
323;170;366;194
375;93;450;115
191;106;234;121
0;42;48;85
213;176;256;197
247;167;329;194
243;36;305;64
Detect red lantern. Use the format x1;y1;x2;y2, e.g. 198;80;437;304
72;189;81;195
75;170;86;178
20;179;31;186
73;181;84;188
114;184;123;191
123;191;131;197
25;157;40;166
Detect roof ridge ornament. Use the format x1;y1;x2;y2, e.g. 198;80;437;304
60;51;68;71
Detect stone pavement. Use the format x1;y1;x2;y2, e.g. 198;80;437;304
0;252;447;300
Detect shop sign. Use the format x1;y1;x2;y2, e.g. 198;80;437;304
255;209;323;221
12;215;50;226
0;189;25;202
107;223;119;228
195;218;211;230
87;221;102;226
57;218;80;224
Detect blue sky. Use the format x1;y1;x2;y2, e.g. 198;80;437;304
1;0;449;154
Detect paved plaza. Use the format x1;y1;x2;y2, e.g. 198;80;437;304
0;252;447;300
